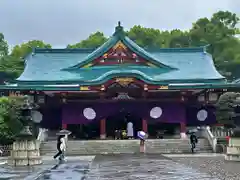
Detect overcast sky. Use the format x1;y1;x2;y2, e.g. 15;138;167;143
0;0;239;48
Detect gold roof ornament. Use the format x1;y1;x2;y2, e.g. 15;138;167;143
115;78;134;86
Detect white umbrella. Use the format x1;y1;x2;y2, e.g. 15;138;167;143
56;129;72;136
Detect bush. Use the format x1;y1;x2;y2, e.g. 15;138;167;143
0;96;24;144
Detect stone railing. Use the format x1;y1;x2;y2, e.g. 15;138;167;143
211;127;233;137
202;126;217;152
225;138;240;161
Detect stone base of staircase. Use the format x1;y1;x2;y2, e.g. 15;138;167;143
40;139;213;155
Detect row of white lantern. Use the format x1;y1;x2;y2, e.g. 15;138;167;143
82;107;208;121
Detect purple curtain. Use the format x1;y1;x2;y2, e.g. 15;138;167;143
61;102;186;124
186;106;216;125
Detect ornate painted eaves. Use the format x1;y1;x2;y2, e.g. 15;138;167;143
63;22;177;70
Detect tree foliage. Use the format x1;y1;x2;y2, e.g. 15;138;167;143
0;96;25;144
216;92;240;125
0;40;51;79
11;40;51;59
67;32;107;49
0;33;8;57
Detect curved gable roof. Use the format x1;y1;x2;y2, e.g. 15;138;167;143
64;24;176;70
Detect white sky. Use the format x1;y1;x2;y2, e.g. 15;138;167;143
0;0;239;48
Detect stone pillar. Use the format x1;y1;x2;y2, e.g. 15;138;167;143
180;122;187;139
100;119;106;139
8;139;42;166
142;119;148;133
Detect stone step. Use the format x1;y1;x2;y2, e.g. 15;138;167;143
40;138;212;155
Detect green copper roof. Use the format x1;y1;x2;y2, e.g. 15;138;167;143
16;23;225;85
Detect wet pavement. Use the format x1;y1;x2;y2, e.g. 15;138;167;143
35;161;90;180
171;156;240;180
1;154;240;180
0;162;54;180
0;156;94;180
87;154;219;180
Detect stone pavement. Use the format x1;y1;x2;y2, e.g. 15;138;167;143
1;154;240;180
0;156;94;180
87;154;219;180
171;155;240;180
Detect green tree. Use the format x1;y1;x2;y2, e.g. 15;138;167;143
189;11;240;79
169;30;191;48
127;25;164;48
67;32;107;48
0;96;24;144
0;33;8;57
0;40;52;79
216;92;240;125
11;40;51;59
0;55;24;79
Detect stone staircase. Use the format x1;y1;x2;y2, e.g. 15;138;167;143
145;139;212;154
40;138;212;155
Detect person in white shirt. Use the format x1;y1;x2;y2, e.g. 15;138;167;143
127;121;134;139
53;135;66;161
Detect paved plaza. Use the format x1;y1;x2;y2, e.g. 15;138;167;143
1;154;240;179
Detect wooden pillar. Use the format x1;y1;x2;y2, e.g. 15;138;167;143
100;118;106;139
180;122;187;139
62;123;67;129
142;119;148;133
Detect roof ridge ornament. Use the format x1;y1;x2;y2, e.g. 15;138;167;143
114;21;124;36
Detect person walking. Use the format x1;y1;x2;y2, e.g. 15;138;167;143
53;135;66;161
190;132;198;153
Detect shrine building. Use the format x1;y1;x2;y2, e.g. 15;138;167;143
1;22;240;139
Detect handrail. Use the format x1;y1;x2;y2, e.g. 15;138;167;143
211;127;233;137
203;126;217;152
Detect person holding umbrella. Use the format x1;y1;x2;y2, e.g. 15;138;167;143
53;135;66;161
53;129;71;161
187;128;199;153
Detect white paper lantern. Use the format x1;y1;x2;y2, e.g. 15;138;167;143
83;108;96;120
150;107;162;119
197;109;208;121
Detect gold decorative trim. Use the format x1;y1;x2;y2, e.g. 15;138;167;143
146;62;157;67
80;86;90;91
158;86;168;90
113;41;127;50
82;63;93;68
115;78;134;86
